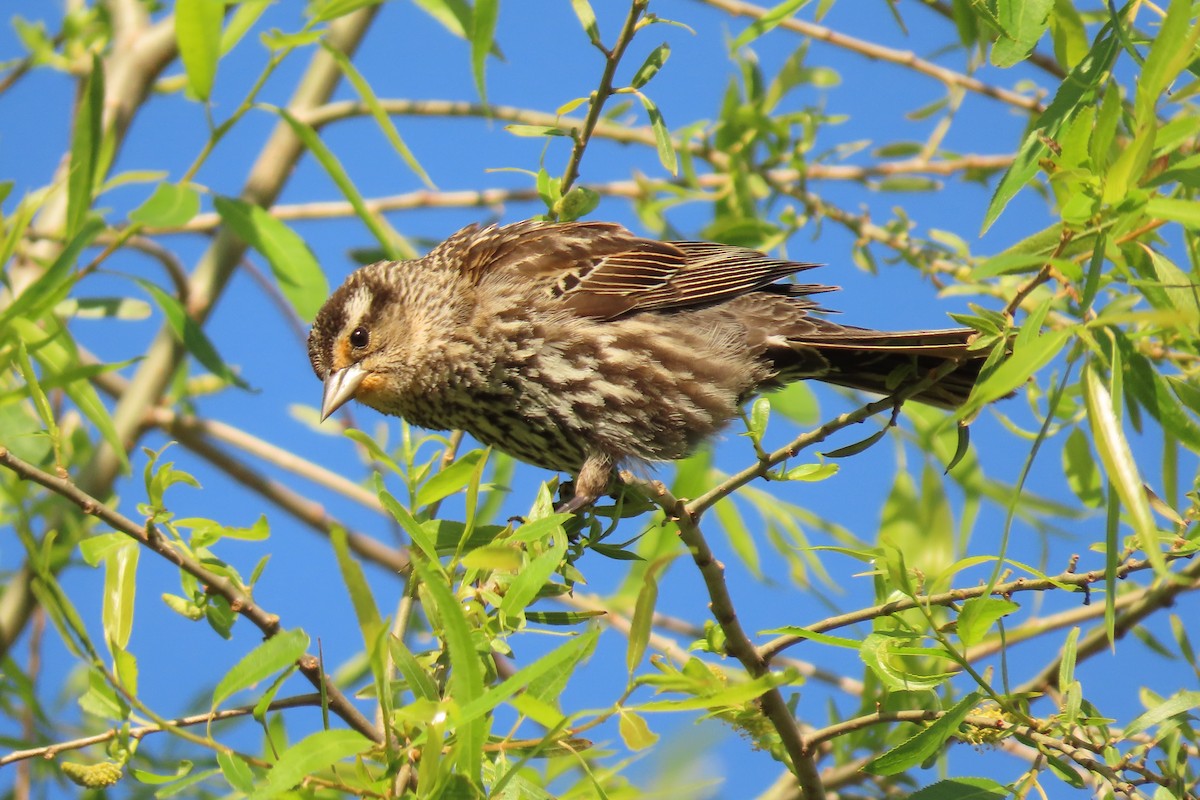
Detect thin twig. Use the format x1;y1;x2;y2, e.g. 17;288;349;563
0;445;383;744
699;0;1045;112
0;694;324;766
559;0;650;196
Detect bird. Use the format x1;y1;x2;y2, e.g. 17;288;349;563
308;220;985;512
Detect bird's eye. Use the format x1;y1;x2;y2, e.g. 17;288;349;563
349;326;370;349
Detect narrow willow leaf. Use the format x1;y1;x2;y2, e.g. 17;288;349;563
867;692;982;775
376;482;441;563
731;0;811;49
413;558;486;781
0;216;103;330
274;108;405;259
1134;0;1200;126
134;278;251;389
470;0;499;105
570;0;601;46
220;0;271;54
388;635;440;702
907;777;1010;799
1123;690;1200;738
630;43;670;89
1062;426;1102;507
248;729;371;799
330;527;384;647
66;56;103;238
456;627;598;727
102;540;139;650
213;196;328;322
499;535;566;620
628;558;668;676
312;0;384;23
175;0;223;100
212;628;309;710
636;93;678;175
1084;364;1163;572
414;450;484;508
216;752;255;794
526;610;606;625
1146;196;1200;229
982;27;1118;231
13;317;129;472
638;670;794;711
320;42;434;189
1059;626;1080;688
129;182;200;228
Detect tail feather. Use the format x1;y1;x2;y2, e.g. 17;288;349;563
778;328;984;409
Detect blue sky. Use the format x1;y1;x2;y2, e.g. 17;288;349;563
2;2;1193;797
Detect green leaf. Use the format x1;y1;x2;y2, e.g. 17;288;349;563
212;629;309;710
414;450;485;509
248;729;371;799
982;26;1118;232
618;709;659;750
330;527;384;648
470;0;499;105
66;56;104;239
991;0;1053;67
134;278;252;389
1147;197;1200;229
387;635;440;702
960;322;1072;417
175;0;223;101
908;777;1010;800
630;43;670;89
102;540;139;651
867;692;982;775
274;108;405;260
499;535;567;621
956;597;1019;647
456;627;599;727
1084;364;1163;572
213;196;328;322
0;216;103;331
1123;690;1200;737
377;482;440;562
311;0;384;23
638;670;794;711
636;92;678;175
129;182;200;228
570;0;601;46
217;752;256;794
320;42;435;189
413;558;486;782
1135;0;1200;127
12;316;129;473
1062;426;1103;507
731;0;811;49
628;558;667;676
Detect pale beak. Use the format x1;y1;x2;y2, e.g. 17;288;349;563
320;364;368;421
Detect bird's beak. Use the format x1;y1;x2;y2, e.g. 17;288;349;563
320;364;368;421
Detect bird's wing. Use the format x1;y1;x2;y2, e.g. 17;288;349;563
456;220;821;319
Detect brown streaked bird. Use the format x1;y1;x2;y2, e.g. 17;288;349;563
308;220;983;512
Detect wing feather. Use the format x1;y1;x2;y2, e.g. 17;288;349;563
447;220;823;320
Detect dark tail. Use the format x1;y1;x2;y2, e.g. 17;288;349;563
783;328;984;409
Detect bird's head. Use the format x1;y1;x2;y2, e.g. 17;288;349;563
310;257;473;421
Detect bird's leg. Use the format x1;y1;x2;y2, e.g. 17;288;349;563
554;453;613;514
